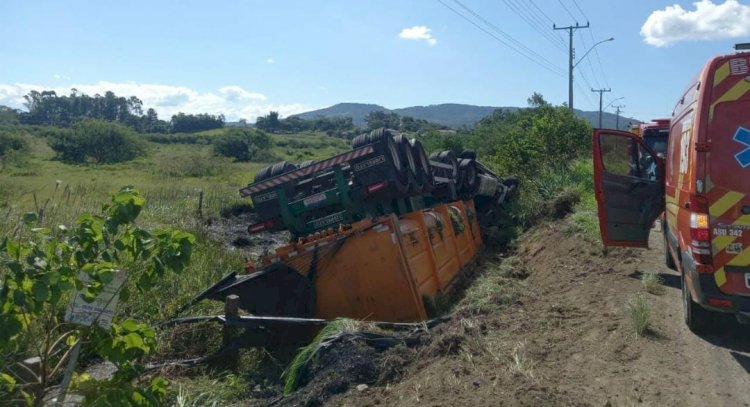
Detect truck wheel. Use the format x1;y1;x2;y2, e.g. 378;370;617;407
270;161;298;177
410;139;433;192
433;151;459;188
394;134;419;193
664;229;677;270
254;165;274;182
682;272;711;334
458;158;479;197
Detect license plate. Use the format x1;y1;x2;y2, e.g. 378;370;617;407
746;273;750;289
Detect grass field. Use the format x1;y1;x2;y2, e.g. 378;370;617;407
0;126;352;402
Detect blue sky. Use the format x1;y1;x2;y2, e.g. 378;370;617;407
1;0;749;122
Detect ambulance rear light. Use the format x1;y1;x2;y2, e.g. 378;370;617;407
689;211;713;266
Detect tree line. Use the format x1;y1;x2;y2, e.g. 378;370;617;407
11;90;225;134
4;89;448;136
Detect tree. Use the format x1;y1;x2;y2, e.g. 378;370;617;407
0;187;195;405
48;120;145;164
169;113;224;133
527;92;548;108
213;127;272;161
472;94;590;180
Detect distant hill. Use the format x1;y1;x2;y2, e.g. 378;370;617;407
291;102;641;131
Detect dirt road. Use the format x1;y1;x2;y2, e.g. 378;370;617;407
324;221;750;406
632;226;750;407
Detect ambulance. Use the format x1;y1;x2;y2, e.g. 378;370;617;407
592;44;750;333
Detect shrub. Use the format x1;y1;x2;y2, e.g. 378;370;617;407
213;127;272;161
0;130;27;156
624;294;651;336
47;120;145;164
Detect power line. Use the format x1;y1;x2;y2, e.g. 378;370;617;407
577;30;602;88
570;0;588;20
438;0;565;75
450;0;566;68
503;0;567;53
564;0;612;90
557;0;578;21
528;0;569;45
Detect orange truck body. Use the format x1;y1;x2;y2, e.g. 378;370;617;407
264;200;482;322
593;46;750;329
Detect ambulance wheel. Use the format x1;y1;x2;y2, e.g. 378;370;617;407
682;271;712;334
664;229;676;270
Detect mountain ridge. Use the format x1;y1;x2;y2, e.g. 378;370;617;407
291;102;641;130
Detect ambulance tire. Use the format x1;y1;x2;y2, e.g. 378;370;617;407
682;271;712;334
664;230;676;270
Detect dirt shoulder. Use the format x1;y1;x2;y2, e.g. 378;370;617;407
320;220;750;406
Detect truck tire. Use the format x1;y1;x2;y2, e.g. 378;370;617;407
270;161;298;177
432;150;459;186
299;160;315;168
351;132;370;149
394;134;419;193
254;165;274;182
458;158;479;197
255;161;297;182
350;128;408;197
682;271;711;334
458;150;477;160
410;139;433;193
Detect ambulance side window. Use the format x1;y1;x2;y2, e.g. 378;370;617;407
600;134;655;180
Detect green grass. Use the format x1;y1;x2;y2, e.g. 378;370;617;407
282;318;358;394
624;294;651;336
641;272;665;295
460;259;523;314
0;126;357;402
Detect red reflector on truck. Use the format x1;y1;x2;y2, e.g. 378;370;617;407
367;181;387;194
248;219;275;234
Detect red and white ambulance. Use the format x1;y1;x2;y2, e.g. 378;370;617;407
592;44;750;332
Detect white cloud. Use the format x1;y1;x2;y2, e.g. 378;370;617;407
398;25;438;46
641;0;750;47
266;58;275;64
0;81;312;122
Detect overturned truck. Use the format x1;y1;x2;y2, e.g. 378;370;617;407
175;128;517;344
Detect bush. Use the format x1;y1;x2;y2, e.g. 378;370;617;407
0;130;27;156
213;127;272;161
48;120;145;164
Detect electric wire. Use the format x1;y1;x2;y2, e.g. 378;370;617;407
567;0;612;91
502;0;567;53
449;0;565;71
557;0;579;21
527;0;569;45
437;0;565;76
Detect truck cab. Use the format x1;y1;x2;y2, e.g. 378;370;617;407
593;45;750;333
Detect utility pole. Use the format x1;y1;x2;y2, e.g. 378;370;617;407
591;88;611;128
614;104;625;129
553;22;589;110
